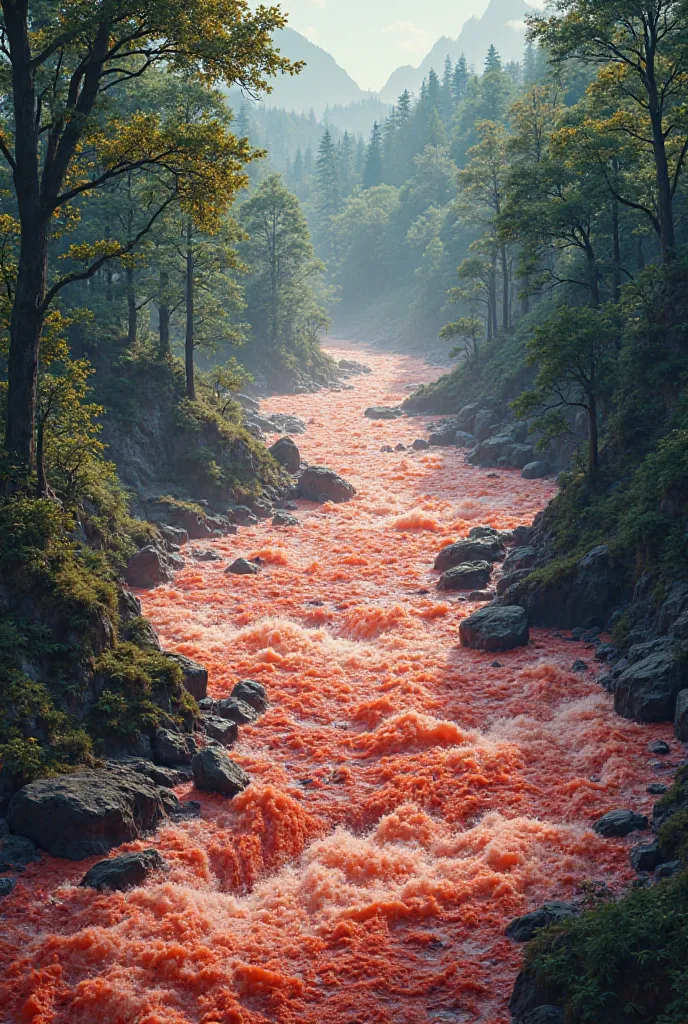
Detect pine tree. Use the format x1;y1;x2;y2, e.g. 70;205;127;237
441;56;454;125
235;104;251;141
452;56;469;105
363;122;383;189
338;132;355;195
292;148;304;186
316;129;341;222
485;44;502;73
523;42;538;87
427;68;442;110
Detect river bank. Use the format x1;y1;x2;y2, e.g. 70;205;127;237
0;343;677;1024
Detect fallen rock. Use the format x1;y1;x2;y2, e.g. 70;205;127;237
630;841;661;872
521;461;551;480
0;835;41;872
201;714;238;746
81;849;167;891
298;466;356;504
412;439;430;451
460;605;529;652
506;902;578;942
273;511;299;527
364;406;403;420
167;653;208;701
7;769;166;860
594;809;648;837
153;729;193;767
226;558;260;576
214;698;259;725
435;538;504;572
269;436;301;473
232;680;268;714
438;561;493;592
192;748;250;796
614;638;688;723
125;547;172;589
675;689;688;740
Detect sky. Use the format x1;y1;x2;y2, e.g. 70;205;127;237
282;0;492;91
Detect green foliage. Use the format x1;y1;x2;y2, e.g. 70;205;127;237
524;871;688;1024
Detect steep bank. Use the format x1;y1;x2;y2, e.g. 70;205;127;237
0;343;677;1024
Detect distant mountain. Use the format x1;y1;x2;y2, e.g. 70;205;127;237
380;0;536;103
258;27;371;115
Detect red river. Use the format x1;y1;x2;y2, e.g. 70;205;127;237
0;344;677;1024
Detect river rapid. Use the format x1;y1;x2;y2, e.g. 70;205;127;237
0;343;675;1024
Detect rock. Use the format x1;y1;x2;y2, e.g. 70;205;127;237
460;606;529;652
153;729;192;767
364;406;403;419
429;429;459;447
81;849;167;890
434;539;504;572
506;902;578;943
269;436;301;473
437;561;493;592
497;569;533;597
0;877;16;898
192;748;250;796
650;740;671;755
125;547;172;589
158;524;189;548
167;653;208;701
521;462;551;480
214;698;259;725
273;511;299;527
226;558;260;576
268;413;307;435
7;769;167;860
614;638;688;723
412;439;430;451
509;969;562;1022
648;783;668;795
593;809;648;837
112;758;188;789
469;590;496;602
454;431;475;447
201;714;238;746
191;548;223;562
468;434;535;470
232;679;268;714
655;860;682;879
473;409;498;442
503;546;537;574
675;689;688;740
595;643;618;663
298;466;356;504
630;841;661;872
228;505;257;526
512;526;534;547
572;660;588;674
0;835;41;872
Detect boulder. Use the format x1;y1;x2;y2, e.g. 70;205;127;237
269;437;301;473
7;769;167;860
435;538;504;572
503;546;537;575
232;679;268;714
468;434;535;470
339;359;372;375
614;638;688;723
191;548;223;562
509;970;562;1023
273;511;299;527
473;409;498;442
226;558;260;576
0;878;16;898
153;729;193;767
506;902;578;943
454;431;475;447
151;503;211;540
298;466;356;504
158;524;189;548
497;569;533;597
412;439;430;451
630;841;661;872
214;698;259;725
111;758;188;789
0;835;40;872
192;748;250;796
125;547;172;589
201;714;238;746
675;689;688;740
269;413;307;435
521;462;551;480
512;525;534;547
364;406;403;420
438;561;493;592
81;849;167;891
655;860;683;879
460;606;529;652
167;653;208;701
594;809;648;837
429;429;459;447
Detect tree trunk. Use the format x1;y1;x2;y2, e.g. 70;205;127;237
35;413;47;498
500;242;509;333
587;394;598;479
126;266;137;346
637;237;646;271
611;198;621;303
185;223;195;400
646;71;676;262
158;269;170;358
489;252;498;338
585;242;600;307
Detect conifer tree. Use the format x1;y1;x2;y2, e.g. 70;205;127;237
316;130;341;222
363;123;384;189
452;56;469;105
485;44;502;73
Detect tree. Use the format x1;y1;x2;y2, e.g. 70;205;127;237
315;128;341;258
440;315;484;361
532;0;688;263
363;122;384;189
452;55;469;105
485;44;502;73
0;0;300;474
512;305;620;477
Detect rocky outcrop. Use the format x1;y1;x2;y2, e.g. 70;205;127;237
7;768;167;860
675;690;688;740
611;638;688;723
460;606;529;652
468;433;535;470
269;436;301;473
506;903;578;943
232;680;268;714
125;547;173;589
167;653;208;701
192;748;250;796
81;849;167;890
298;466;356;504
153;728;194;767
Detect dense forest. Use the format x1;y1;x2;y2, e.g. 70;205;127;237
1;1;688;1022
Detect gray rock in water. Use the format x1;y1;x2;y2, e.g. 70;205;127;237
153;729;193;767
437;561;493;592
81;849;167;891
269;413;307;435
201;714;238;746
273;511;299;527
614;638;688;723
125;546;172;589
522;461;551;480
506;902;578;942
232;679;268;714
460;605;529;652
269;436;301;473
0;835;41;872
167;653;208;701
412;439;430;451
594;809;648;837
298;466;356;504
503;546;537;574
0;877;16;898
214;698;259;725
650;740;671;755
192;748;250;796
191;548;223;562
435;538;504;572
675;689;688;740
428;429;459;447
454;431;475;447
630;841;661;872
226;558;260;576
7;769;167;860
364;406;403;419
